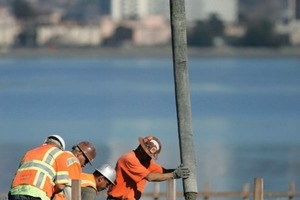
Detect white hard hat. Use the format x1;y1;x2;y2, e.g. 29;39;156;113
45;134;66;151
95;164;116;185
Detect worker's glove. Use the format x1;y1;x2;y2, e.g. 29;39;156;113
172;164;190;179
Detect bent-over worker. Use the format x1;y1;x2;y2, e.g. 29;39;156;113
107;135;190;200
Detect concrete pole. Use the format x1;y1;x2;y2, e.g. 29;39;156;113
169;0;198;199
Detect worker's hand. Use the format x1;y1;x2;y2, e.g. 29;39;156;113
172;164;190;179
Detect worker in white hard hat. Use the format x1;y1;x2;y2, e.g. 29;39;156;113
107;136;190;200
54;141;97;200
8;134;68;200
80;164;116;200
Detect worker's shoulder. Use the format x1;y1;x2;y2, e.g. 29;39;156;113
80;172;92;179
61;150;75;157
118;151;139;165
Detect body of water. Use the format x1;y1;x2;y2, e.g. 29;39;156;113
0;56;300;198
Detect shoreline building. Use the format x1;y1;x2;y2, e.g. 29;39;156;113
111;0;149;21
0;6;19;49
288;0;300;20
111;0;238;24
276;0;300;45
109;0;238;46
289;0;300;45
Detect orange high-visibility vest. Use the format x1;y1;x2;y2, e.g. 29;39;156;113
11;144;69;199
55;151;82;200
81;173;96;191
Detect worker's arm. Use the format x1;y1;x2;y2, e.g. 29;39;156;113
145;172;173;181
145;164;190;182
62;186;72;200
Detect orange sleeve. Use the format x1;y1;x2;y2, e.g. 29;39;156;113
60;151;82;180
55;152;69;185
148;160;163;173
119;152;151;182
67;158;82;180
68;162;82;180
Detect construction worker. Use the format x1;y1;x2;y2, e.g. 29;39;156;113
107;136;190;200
8;134;69;200
54;141;97;200
81;164;116;200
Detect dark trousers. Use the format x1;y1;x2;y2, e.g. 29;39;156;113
8;194;41;200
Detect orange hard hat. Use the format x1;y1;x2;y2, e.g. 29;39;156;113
138;136;161;160
77;141;96;164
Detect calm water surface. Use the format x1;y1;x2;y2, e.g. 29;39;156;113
0;56;300;198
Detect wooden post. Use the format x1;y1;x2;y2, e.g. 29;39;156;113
289;182;295;200
153;182;160;200
204;182;210;200
253;178;263;200
242;182;250;200
72;179;81;200
167;178;176;200
169;0;198;199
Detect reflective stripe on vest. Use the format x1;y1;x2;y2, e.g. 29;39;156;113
67;157;79;166
43;147;61;164
57;171;69;183
10;185;50;200
17;147;63;189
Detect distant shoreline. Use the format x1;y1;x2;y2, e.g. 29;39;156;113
1;46;300;58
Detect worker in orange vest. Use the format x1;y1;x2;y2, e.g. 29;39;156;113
81;164;116;200
107;136;190;200
8;134;69;200
54;141;97;200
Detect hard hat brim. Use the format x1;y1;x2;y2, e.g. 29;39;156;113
94;166;116;185
138;137;158;160
77;145;93;165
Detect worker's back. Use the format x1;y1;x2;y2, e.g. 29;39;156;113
9;135;69;200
